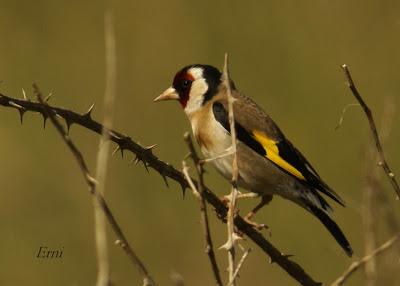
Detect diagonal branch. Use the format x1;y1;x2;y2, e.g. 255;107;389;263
341;65;400;198
0;90;320;286
330;234;400;286
183;133;223;286
32;84;156;286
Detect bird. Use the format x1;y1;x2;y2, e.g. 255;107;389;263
154;64;353;257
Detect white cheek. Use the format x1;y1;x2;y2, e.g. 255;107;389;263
184;78;208;115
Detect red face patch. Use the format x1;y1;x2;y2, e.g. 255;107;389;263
172;70;194;108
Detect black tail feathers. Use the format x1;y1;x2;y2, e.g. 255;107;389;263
308;203;353;257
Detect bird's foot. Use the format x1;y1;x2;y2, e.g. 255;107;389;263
243;212;269;231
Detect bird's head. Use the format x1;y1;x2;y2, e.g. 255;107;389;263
154;64;222;115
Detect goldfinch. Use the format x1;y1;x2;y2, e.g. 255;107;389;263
155;64;353;257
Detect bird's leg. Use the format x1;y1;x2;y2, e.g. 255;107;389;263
243;194;273;230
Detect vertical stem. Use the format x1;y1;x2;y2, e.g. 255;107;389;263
95;9;117;286
223;53;239;286
363;97;396;286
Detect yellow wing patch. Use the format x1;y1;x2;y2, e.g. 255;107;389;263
252;130;305;180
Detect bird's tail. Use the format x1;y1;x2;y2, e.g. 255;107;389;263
307;203;353;257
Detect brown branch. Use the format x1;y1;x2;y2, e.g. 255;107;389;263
362;96;396;286
362;159;378;286
0;90;321;286
223;53;240;286
32;84;156;286
183;133;223;286
330;234;400;286
341;64;400;198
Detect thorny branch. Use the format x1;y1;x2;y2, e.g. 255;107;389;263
183;133;223;286
341;64;400;198
330;234;400;286
32;84;156;286
0;90;321;286
222;53;240;286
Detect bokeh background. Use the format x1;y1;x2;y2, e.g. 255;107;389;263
1;1;399;285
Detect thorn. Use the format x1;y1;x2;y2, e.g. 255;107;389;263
9;101;23;109
114;239;126;248
130;155;140;165
219;240;232;251
44;92;53;102
389;172;395;178
42;114;48;129
145;144;157;151
180;182;187;198
269;257;276;264
219;233;242;251
145;144;157;150
109;131;122;140
83;103;95;119
65;118;73;133
22;88;29;101
232;232;243;243
142;160;149;173
161;173;169;188
282;254;294;259
112;145;124;158
18;108;26;124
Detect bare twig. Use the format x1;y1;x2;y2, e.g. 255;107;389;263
0;91;321;286
341;64;400;198
362;164;378;286
226;247;252;286
362;97;396;286
330;234;400;286
221;53;240;286
200;149;235;164
32;84;156;286
94;9;118;286
182;162;200;199
183;133;223;286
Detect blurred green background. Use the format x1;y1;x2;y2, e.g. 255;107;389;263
1;1;399;285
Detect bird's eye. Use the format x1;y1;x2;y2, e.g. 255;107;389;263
182;80;191;88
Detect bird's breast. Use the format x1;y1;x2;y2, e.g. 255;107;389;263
190;109;234;180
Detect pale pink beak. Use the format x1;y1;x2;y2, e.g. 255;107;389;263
154;87;179;102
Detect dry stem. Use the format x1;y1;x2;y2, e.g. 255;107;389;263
32;84;156;286
330;234;400;286
362;97;396;286
341;65;400;198
226;247;252;286
183;133;223;286
94;9;117;286
222;53;240;286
